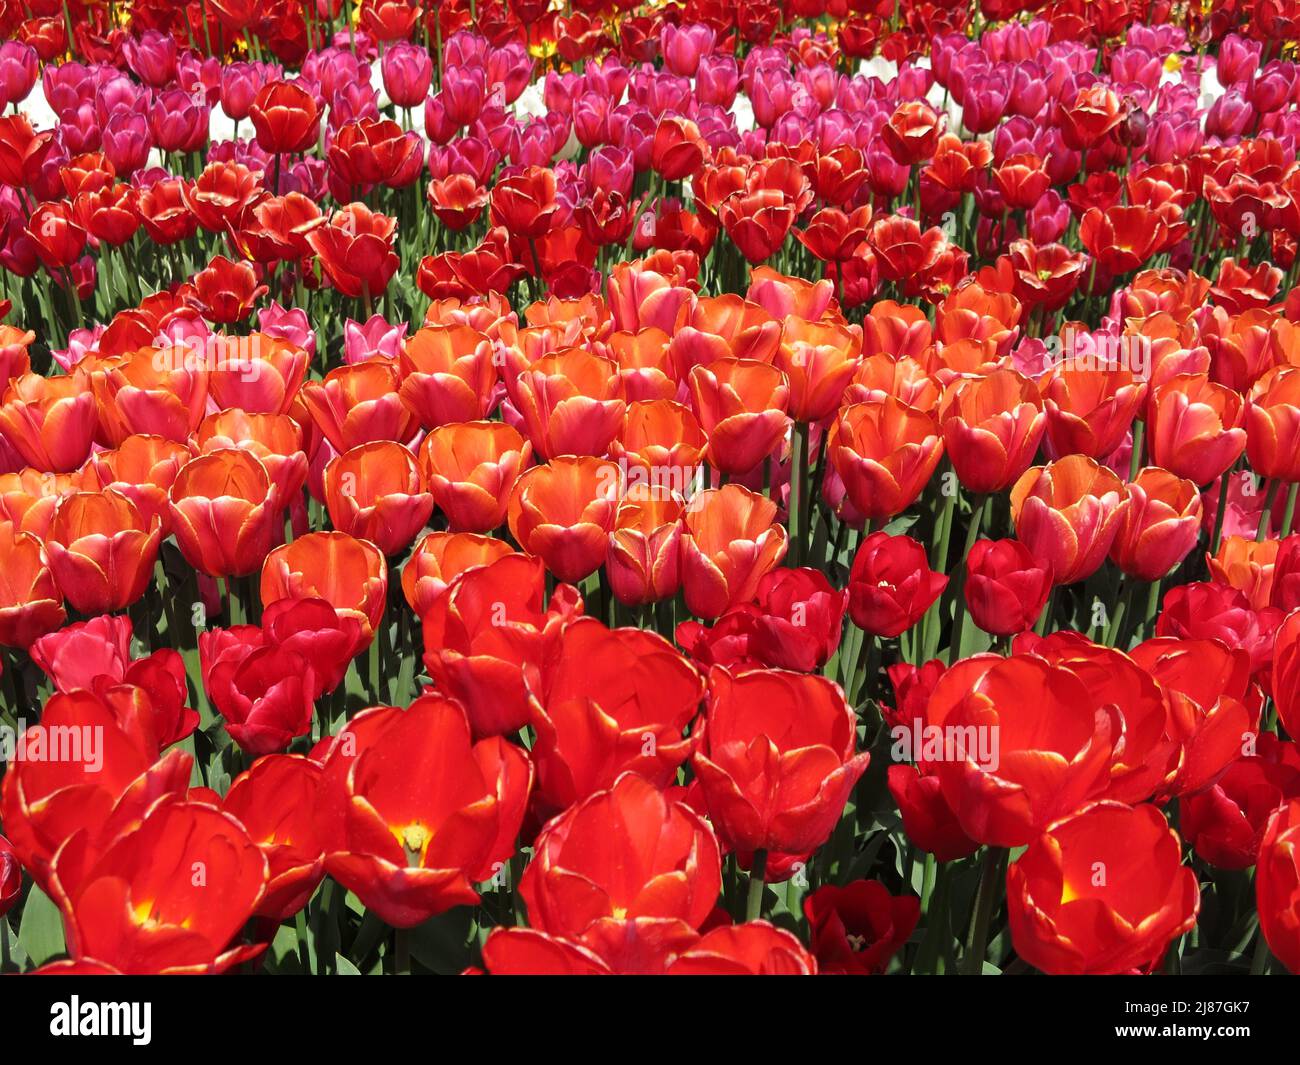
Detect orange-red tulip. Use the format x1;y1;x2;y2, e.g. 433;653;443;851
397;323;497;428
0;526;65;648
511;348;626;459
507;455;622;582
1007;801;1198;975
1109;466;1203;582
680;484;788;619
300;360;417;454
606;485;685;606
689;358;790;475
938;369;1046;493
418;420;531;533
0;370;98;472
401;530;515;618
1147;372;1247;485
43;490;161;614
324;440;433;556
1010;455;1128;586
775;317;863;422
168;449;282;578
828;398;943;522
260;530;387;642
1247;365;1300;483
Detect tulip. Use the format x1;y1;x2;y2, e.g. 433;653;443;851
401;531;515;618
1007;802;1198;975
0;370;98;473
964;538;1052;636
689;358;790;476
223;755;325;921
1041;366;1145;460
749;566;846;672
612;399;706;485
249;80;320;155
49;796;267;974
1247;365;1300;483
0;690;192;891
803;880;920;975
28;613;132;692
1147;373;1247;485
923;655;1116;846
260;531;387;643
92;345;209;445
1179;734;1300;870
0;526;65;648
489;165;558;239
324;441;433;556
885;764;978;862
606;486;684;606
828;398;944;522
193;411;307;511
512;348;627;459
938;369;1046;494
847;531;947;638
1131;636;1259;798
522;770;719;938
206;332;308;415
1275;609;1300;740
1209;536;1277;611
0;834;18;917
1109;467;1203;582
528;619;704;811
202;636;314;756
301;361;417;454
315;696;532;928
680;484;788;619
418;420;531;534
1157;581;1282;677
507;456;622;583
261;597;365;699
398;323;497;427
306;203;399;301
1258;799;1300;973
43;490;161;615
1010;455;1128;586
693;667;869;854
775;317;862;423
168;449;282;578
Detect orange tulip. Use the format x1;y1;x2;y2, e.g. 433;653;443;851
827;398;943;522
1247;365;1300;483
605;328;677;402
1208;535;1278;611
91;344;209;445
418;420;531;533
611;399;706;488
775;317;863;422
43;490;161;614
680;484;788;619
507;456;622;582
78;434;192;536
844;353;941;411
0;469;75;539
938;369;1046;493
397;323;497;428
511;347;626;459
193;409;309;506
0;370;98;472
206;332;309;415
0;325;34;386
0;526;65;648
1147;372;1247;485
606;257;696;335
689;358;790;475
260;531;387;642
169;449;283;578
1041;365;1145;460
1010;455;1128;586
324;440;434;556
1109;467;1204;582
300;361;417;454
401;530;516;618
668;295;782;378
607;484;685;606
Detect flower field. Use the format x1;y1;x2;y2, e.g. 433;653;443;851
0;0;1298;980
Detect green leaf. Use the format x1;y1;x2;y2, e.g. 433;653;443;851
335;953;361;975
18;885;66;968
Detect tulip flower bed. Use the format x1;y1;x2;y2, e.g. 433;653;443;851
2;0;1300;982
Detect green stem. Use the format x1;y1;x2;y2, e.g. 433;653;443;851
1209;469;1232;558
1249;929;1272;975
1281;482;1299;538
746;849;768;922
1256;478;1281;543
394;927;411;976
1128;419;1145;481
947;493;989;665
963;847;1006;975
